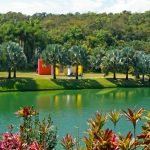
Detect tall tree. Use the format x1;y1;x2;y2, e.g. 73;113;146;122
0;42;11;78
69;45;89;79
101;49;121;79
89;47;105;71
41;44;63;79
7;42;27;78
120;47;135;80
146;54;150;82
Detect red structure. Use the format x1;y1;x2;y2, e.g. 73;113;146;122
38;59;51;75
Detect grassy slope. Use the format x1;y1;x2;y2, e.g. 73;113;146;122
0;72;149;92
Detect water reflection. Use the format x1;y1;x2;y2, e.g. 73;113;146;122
0;88;149;112
36;93;83;112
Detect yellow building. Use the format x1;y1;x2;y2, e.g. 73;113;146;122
64;65;83;75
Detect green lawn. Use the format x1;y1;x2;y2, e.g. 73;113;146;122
0;72;149;92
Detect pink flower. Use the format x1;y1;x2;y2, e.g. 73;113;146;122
0;142;4;149
27;141;40;150
112;134;117;142
0;132;21;150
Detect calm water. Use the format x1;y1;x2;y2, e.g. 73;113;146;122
0;88;150;148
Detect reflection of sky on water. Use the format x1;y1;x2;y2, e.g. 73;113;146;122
0;88;149;148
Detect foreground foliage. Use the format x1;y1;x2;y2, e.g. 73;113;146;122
0;106;57;150
0;107;149;149
61;108;150;150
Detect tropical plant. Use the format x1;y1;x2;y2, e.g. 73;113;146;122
0;106;150;149
0;129;21;149
89;47;105;71
137;111;150;149
109;110;121;132
133;51;148;82
16;106;57;149
123;108;144;150
144;54;150;82
41;44;63;79
84;112;109;149
6;42;27;78
117;132;135;150
0;43;10;77
120;47;135;80
101;49;121;79
85;128;118;150
69;45;89;79
61;134;76;150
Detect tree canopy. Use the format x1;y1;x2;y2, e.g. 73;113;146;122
0;11;149;77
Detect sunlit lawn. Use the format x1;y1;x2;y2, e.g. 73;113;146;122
0;72;149;91
0;72;135;80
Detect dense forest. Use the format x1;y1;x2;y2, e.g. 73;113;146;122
0;11;150;71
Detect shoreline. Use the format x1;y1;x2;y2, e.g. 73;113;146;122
0;78;149;92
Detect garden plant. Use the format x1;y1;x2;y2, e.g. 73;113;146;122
0;107;149;150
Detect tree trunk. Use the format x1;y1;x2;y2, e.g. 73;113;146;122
142;74;144;82
113;71;116;80
135;73;140;79
13;65;16;78
126;69;128;80
8;65;11;79
76;65;78;80
53;64;56;80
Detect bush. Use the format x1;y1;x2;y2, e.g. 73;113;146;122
0;106;57;150
61;108;150;150
0;107;149;150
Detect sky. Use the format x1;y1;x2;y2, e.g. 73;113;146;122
0;0;149;15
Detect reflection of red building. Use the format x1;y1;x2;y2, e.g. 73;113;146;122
38;59;51;75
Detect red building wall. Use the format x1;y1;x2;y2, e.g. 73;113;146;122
38;59;51;75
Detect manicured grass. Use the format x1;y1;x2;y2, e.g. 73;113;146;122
0;72;149;92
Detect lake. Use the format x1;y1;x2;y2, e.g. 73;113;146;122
0;88;149;148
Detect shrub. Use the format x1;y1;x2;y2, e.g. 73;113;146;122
0;106;57;150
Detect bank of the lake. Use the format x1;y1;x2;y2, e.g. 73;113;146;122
0;77;150;92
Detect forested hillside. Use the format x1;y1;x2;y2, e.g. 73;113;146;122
0;11;149;70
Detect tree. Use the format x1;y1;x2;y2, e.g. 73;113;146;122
95;30;116;48
0;44;3;73
101;49;121;79
133;51;148;81
120;47;135;80
89;47;105;71
7;42;27;78
145;54;150;82
41;44;63;79
142;54;150;82
0;42;11;78
69;45;89;79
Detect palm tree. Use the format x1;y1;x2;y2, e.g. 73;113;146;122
7;42;27;78
89;47;105;71
144;54;150;82
138;52;147;82
133;51;148;82
133;51;141;79
69;45;88;80
120;47;135;80
146;54;150;82
101;49;121;79
41;44;63;79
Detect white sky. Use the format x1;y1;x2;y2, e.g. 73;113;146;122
0;0;149;15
